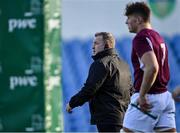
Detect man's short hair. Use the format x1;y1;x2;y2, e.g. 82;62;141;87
124;2;151;22
95;32;115;48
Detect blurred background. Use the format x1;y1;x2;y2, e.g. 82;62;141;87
0;0;179;132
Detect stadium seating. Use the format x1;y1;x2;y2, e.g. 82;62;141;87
171;34;180;59
163;35;180;90
62;35;180;132
62;40;95;132
116;37;134;75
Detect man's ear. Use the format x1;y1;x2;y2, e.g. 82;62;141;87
104;44;109;49
137;16;143;24
104;40;111;49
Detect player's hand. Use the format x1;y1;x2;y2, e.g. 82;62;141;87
66;103;73;113
137;96;152;112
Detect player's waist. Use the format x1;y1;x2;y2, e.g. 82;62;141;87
134;87;167;94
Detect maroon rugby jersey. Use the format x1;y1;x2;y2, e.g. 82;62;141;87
132;28;169;94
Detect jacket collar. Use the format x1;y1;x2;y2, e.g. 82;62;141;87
92;48;118;61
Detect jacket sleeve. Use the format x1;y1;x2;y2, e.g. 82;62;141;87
69;61;108;108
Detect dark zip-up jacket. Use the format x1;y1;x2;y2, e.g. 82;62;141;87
69;48;133;126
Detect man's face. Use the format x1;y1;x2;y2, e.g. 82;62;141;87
125;15;139;33
92;35;105;56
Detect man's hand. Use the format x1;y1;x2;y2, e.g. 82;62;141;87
137;96;152;112
66;103;73;113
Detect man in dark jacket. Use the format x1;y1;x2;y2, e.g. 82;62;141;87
66;32;133;132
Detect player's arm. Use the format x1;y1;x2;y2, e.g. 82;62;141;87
138;51;159;111
66;61;108;113
140;51;159;96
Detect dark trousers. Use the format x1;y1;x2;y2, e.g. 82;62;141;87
96;124;122;132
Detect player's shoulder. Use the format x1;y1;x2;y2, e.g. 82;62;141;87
133;33;147;44
136;29;152;37
134;29;162;42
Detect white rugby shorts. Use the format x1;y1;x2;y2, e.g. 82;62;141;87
123;91;176;132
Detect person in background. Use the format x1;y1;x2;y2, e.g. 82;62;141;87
172;86;180;102
122;1;176;132
66;32;133;132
